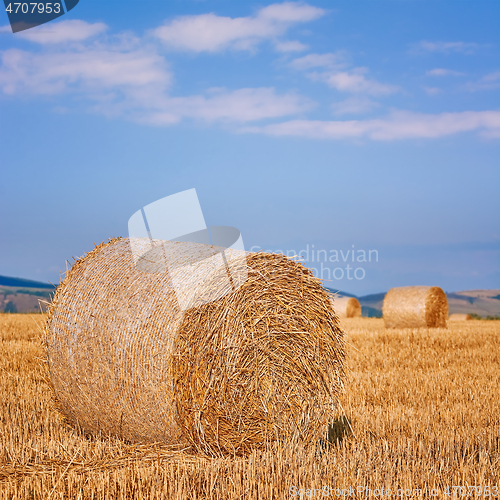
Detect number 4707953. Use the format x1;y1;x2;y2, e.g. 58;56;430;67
5;3;62;14
443;486;499;496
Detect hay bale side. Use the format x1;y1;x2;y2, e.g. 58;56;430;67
449;313;472;321
45;238;345;455
330;296;362;318
382;286;448;329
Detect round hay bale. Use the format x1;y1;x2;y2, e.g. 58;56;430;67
45;238;345;456
382;286;448;329
330;296;362;318
449;313;472;321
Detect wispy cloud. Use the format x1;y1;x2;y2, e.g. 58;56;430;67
309;67;399;96
241;111;500;141
423;86;441;96
0;42;312;124
0;47;171;96
1;14;497;141
290;52;398;96
463;71;500;92
152;2;324;53
140;88;314;125
416;41;480;54
331;97;380;116
426;68;464;77
274;40;308;52
12;20;108;44
289;52;344;70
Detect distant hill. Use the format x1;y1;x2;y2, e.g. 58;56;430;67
324;288;357;298
0;275;57;313
0;275;56;289
445;289;500;317
1;274;499;317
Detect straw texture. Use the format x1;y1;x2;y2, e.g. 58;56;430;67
449;313;472;321
331;296;362;318
383;286;448;329
45;238;345;456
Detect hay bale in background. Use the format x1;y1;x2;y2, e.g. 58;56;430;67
45;238;345;456
330;296;362;318
449;313;472;321
383;286;448;329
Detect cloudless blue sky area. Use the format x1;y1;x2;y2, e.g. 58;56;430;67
0;0;499;294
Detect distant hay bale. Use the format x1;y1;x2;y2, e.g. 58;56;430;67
45;238;345;456
449;313;472;321
382;286;448;329
330;296;362;318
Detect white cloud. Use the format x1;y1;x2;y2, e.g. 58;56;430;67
289;52;344;70
0;25;12;33
241;111;500;141
463;71;500;92
274;40;308;52
483;71;500;82
417;41;480;54
0;47;171;95
257;2;323;22
310;67;399;96
0;44;312;124
426;68;464;77
141;88;314;125
15;20;107;44
331;97;380;116
152;2;324;52
290;53;398;96
423;86;441;96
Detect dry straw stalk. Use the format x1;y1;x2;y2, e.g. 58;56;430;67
383;286;448;329
330;296;361;318
45;238;345;456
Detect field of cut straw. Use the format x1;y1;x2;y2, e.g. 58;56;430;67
1;313;499;499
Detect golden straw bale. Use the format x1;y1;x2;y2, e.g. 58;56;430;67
330;296;362;318
449;313;472;321
45;238;345;456
382;286;448;329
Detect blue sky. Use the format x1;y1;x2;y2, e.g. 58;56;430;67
0;0;499;295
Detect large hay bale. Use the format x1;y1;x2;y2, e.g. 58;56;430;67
382;286;448;329
330;296;362;318
45;238;345;456
449;313;472;321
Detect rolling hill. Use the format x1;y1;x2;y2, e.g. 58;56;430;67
0;275;57;313
1;274;499;316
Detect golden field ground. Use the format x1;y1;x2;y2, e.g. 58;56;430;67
0;314;498;499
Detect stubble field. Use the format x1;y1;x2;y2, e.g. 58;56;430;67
0;313;498;499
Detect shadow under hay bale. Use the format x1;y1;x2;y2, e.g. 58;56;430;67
330;296;362;318
449;313;472;321
45;238;345;456
382;286;448;329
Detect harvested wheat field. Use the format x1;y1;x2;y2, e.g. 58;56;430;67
1;313;499;499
